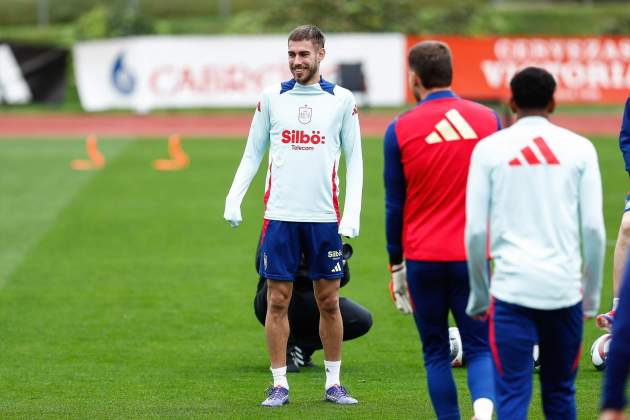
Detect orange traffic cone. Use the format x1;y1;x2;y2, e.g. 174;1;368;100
153;134;189;171
71;134;105;170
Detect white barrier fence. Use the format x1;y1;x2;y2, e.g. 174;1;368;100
74;34;406;112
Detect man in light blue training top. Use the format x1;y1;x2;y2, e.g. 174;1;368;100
224;24;363;407
466;67;606;420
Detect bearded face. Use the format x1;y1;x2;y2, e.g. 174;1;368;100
288;40;324;85
291;58;319;84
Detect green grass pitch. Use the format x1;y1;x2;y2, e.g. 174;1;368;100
0;136;627;418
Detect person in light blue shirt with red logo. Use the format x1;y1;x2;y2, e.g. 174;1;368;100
225;25;363;407
597;96;630;332
384;40;501;420
466;67;605;420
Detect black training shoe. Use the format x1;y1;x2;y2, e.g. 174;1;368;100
301;349;314;368
286;345;300;373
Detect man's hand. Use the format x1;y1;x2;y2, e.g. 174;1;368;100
470;313;488;322
600;409;627;420
467;304;490;321
338;220;359;238
224;200;242;228
389;262;412;314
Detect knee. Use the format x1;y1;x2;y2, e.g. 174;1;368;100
317;293;340;316
421;336;451;365
267;288;291;315
459;333;492;360
423;346;451;366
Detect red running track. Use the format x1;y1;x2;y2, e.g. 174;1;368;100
0;113;622;138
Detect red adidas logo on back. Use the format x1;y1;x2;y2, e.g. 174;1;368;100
509;137;560;166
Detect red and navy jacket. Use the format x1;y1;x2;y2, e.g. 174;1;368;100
384;90;501;263
620;96;630;174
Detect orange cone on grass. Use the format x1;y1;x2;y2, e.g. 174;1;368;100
153;134;189;171
70;134;105;170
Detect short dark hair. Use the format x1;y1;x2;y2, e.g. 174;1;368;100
408;41;452;89
510;67;556;110
288;25;325;50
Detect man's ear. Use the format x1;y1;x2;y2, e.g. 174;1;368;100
408;70;421;90
547;97;556;115
509;97;518;114
318;47;326;61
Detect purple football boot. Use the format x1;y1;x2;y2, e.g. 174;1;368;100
261;386;289;407
324;385;358;405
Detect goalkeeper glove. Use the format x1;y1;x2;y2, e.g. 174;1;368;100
389;262;412;314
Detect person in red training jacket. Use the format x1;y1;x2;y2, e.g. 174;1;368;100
384;40;501;420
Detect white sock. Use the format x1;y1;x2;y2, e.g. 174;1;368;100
324;360;341;389
270;366;288;389
613;298;620;311
473;398;494;420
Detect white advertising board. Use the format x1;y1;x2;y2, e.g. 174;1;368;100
74;34;406;111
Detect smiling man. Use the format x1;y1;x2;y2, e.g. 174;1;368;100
224;25;363;407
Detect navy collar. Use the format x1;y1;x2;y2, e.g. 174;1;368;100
280;76;335;95
420;90;458;104
318;77;335;95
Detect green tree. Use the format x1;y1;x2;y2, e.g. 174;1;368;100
75;0;154;40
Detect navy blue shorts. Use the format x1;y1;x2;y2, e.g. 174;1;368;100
625;192;630;213
490;299;582;420
259;220;343;281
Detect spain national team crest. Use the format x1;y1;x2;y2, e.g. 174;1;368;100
298;105;312;124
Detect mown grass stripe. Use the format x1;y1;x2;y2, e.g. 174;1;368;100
0;139;132;289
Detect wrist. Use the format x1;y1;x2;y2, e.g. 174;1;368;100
389;262;405;273
388;253;403;266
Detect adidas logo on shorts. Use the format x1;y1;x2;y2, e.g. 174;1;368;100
331;262;342;273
